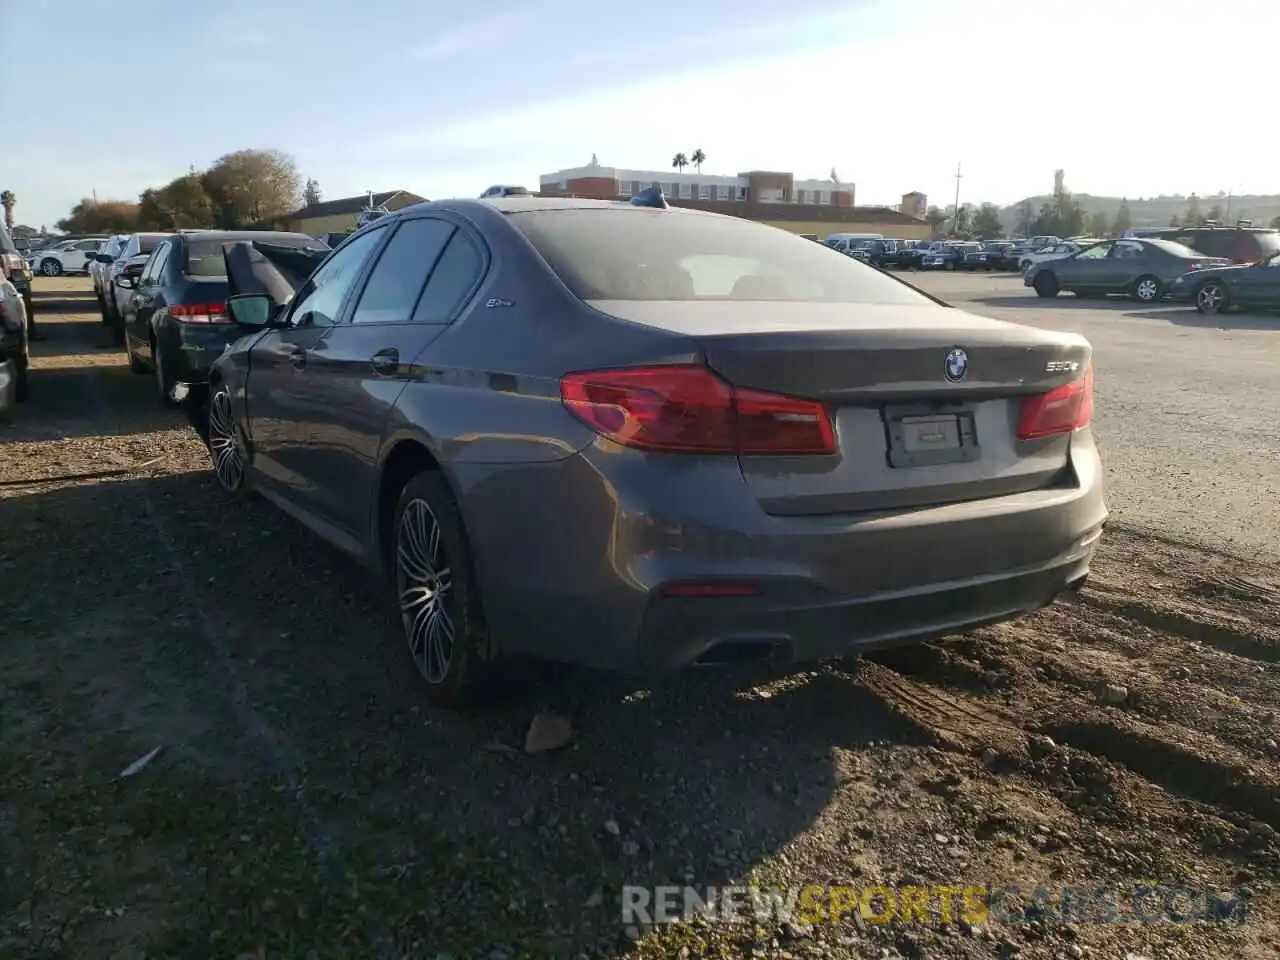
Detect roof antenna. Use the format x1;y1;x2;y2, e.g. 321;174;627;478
356;190;391;228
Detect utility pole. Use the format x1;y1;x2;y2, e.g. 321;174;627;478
951;163;963;236
1225;189;1233;224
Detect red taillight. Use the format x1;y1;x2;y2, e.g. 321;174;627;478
170;302;230;324
560;364;835;455
1017;366;1093;440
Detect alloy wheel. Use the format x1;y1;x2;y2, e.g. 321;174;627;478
40;259;60;277
1196;283;1226;314
1135;278;1160;302
207;388;244;491
396;498;455;685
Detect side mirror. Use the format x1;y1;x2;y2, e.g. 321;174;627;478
94;253;114;263
115;274;138;290
227;293;281;329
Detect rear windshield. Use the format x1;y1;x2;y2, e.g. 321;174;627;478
1253;231;1280;257
509;210;930;303
139;236;163;255
1146;238;1202;259
184;237;325;277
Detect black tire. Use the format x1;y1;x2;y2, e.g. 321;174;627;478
393;470;495;707
126;341;148;374
1033;272;1060;298
1194;280;1230;315
1131;275;1162;303
14;358;28;403
205;382;250;498
39;259;62;277
153;340;177;408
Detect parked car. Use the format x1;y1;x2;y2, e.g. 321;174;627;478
0;274;30;407
1025;237;1231;301
119;230;329;406
96;233;171;330
897;240;937;270
922;241;980;270
0;221;34;332
826;233;884;256
89;236;128;307
29;236;108;276
196;195;1104;706
1168;251;1280;314
1145;224;1280;265
963;241;1015;270
1018;240;1096;273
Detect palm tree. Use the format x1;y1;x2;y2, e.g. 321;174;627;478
671;153;688;174
690;149;706;173
0;190;14;230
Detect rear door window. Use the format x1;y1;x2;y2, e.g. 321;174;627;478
413;231;484;323
351;218;455;324
141;244;170;285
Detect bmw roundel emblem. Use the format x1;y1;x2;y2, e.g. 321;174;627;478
944;348;968;382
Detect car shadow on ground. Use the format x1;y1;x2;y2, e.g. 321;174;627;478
28;317;121;359
1;468;939;953
967;293;1157;312
1123;309;1280;331
1;356;181;443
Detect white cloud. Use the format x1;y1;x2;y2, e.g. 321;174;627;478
409;10;535;62
369;0;1280;206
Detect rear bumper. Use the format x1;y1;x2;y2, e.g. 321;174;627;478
161;323;238;383
454;430;1108;674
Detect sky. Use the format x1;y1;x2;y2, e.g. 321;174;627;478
2;0;1277;230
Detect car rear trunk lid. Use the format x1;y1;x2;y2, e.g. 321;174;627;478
593;300;1092;516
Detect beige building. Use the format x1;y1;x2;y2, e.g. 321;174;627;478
265;190;427;235
538;162;930;239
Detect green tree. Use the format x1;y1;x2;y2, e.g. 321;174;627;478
1184;193;1203;227
1112;198;1132;236
11;225;36;238
136;188;172;231
1086;211;1110;237
971;203;1004;239
1169;214;1181;227
303;178;322;206
1205;204;1223;223
671;152;688;174
1017;200;1034;238
201;148;302;228
949;203;974;237
55;199;139;233
924;205;948;237
161;174;215;228
0;190;14;230
689;149;706;173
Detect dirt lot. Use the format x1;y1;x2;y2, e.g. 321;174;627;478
2;278;1278;960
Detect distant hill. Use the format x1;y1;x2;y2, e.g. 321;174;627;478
998;193;1280;232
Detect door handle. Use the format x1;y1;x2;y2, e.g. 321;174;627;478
370;348;399;375
286;344;307;368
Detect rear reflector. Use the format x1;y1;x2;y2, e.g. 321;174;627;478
560;364;835;455
1017;365;1093;440
170;302;230;324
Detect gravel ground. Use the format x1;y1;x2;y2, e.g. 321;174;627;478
1;278;1278;960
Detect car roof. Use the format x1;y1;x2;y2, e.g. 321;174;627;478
176;230;324;244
